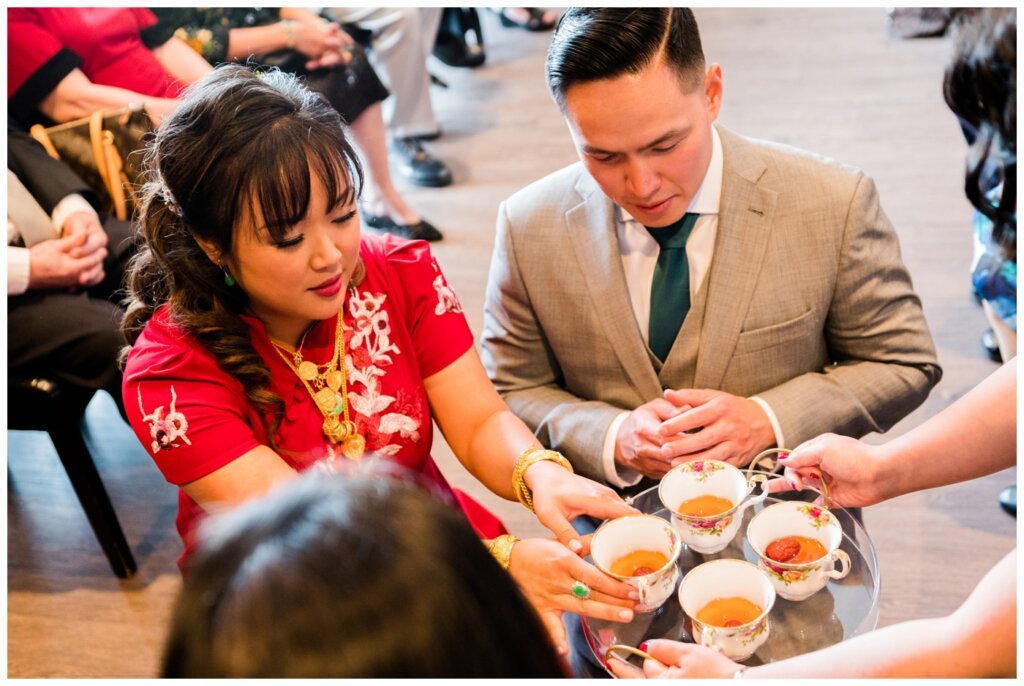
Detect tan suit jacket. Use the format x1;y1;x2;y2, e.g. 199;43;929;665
482;126;941;485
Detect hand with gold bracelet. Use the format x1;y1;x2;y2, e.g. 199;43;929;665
478;447;644;655
516;447;640;556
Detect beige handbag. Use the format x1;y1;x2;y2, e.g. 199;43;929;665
29;105;152;221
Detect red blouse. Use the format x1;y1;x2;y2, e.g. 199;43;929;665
8;8;184;123
123;235;505;569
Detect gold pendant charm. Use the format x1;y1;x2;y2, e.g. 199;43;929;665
315;387;339;413
343;433;366;460
298;360;319;381
322;415;352;444
326;370;343;392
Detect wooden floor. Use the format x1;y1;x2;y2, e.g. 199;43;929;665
6;9;1017;677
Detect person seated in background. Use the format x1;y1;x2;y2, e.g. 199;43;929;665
150;7;445;242
8;126;135;419
120;65;641;656
7;7;211;129
161;468;567;678
610;8;1017;679
320;8;454;187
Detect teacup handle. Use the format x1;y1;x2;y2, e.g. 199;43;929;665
739;473;771;512
699;625;723;652
827;549;852;580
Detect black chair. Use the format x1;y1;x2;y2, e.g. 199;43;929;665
8;377;137;578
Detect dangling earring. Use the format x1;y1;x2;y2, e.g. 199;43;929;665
221;264;236;287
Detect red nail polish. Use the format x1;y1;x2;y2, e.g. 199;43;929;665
638;641;650;652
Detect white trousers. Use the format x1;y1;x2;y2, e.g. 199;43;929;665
325;7;443;139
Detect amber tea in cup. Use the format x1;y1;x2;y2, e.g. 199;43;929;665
765;535;828;565
610;550;670;577
696;597;764;628
675;494;734;517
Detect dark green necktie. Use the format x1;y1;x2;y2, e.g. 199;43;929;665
646;212;699;361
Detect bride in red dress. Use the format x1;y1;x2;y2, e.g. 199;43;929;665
121;64;639;655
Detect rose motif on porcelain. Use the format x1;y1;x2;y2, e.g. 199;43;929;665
676;459;725;482
799;504;836;529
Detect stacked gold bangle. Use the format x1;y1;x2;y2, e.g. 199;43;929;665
487;534;519;570
512;447;573;511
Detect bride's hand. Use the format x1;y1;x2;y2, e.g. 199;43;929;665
527;461;639;555
508;537;638;655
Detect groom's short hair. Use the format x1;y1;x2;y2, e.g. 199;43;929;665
546;8;706;111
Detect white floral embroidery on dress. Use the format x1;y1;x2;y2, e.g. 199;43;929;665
137;385;192;454
431;258;463;315
346;289;419;456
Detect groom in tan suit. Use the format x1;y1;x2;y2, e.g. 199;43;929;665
482;8;941;492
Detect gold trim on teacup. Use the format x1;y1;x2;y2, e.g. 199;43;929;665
605;644;662;665
677;558;777;629
659;460;770;522
591;514;682;581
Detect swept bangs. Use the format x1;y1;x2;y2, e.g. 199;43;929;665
233;116;362;241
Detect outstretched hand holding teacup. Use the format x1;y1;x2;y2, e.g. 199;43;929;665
770;434;893;508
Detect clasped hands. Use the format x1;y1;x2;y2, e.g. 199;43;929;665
615;388;777;478
285;10;355;71
29;211;108;291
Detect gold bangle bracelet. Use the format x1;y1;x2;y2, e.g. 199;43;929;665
282;19;296;49
487;534;519;570
512;447;573;511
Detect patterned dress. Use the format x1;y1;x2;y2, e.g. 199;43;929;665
124;234;505;569
971;189;1016;332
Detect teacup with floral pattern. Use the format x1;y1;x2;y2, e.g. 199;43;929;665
591;515;682;612
746;500;851;601
678;558;776;661
658;460;770;554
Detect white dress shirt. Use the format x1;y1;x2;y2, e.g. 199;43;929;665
600;127;785;486
7;193;96;295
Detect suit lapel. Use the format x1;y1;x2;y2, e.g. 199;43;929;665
567;175;662;398
694;129;778;389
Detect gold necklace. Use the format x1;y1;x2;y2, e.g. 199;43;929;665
271;314;365;460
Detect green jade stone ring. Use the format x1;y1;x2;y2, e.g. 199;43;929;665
571;580;592;600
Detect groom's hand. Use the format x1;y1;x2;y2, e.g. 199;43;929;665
614;397;685;478
659;388;775;467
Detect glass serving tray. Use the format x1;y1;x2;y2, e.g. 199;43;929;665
581;486;880;675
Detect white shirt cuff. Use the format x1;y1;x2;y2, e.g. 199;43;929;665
602;411;644;488
51;194;98;236
8;246;31;295
750;396;785;449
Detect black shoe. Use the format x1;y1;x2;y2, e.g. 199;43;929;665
433;7;486;68
362;212;444;242
999;485;1016;517
982;329;1003;362
390;137;452;187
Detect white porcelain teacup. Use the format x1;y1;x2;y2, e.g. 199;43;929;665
658;460;770;554
590;515;682;612
746;500;851;601
678;558;776;661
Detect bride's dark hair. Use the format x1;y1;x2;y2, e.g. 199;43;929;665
121;64;364;441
